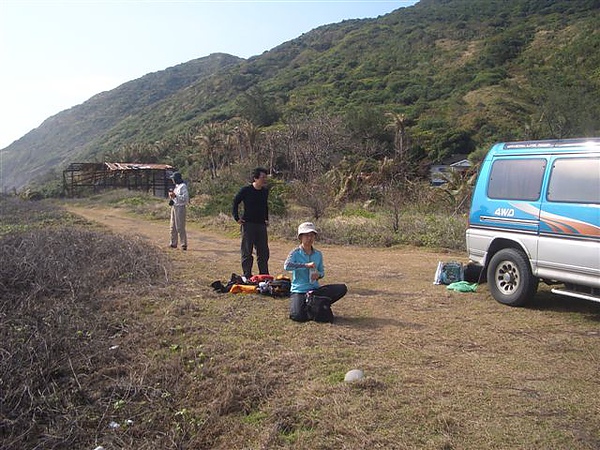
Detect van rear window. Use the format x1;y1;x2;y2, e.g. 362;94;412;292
488;158;545;200
548;157;600;204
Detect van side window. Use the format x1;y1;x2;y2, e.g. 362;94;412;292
548;157;600;204
488;159;546;200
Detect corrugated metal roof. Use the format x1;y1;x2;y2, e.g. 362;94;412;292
104;162;174;171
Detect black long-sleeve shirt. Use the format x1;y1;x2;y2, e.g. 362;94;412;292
232;184;269;224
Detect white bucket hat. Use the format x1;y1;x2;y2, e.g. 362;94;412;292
297;222;318;239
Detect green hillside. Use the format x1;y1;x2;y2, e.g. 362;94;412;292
2;0;599;192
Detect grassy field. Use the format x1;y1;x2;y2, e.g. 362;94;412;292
1;196;599;449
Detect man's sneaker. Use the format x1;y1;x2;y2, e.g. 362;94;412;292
169;244;177;249
182;245;187;251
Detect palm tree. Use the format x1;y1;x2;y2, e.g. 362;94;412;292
385;112;407;162
234;119;262;160
195;122;225;179
438;167;477;215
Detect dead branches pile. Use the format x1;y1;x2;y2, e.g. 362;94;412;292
0;199;167;449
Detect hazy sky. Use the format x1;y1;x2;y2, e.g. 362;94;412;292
0;0;419;149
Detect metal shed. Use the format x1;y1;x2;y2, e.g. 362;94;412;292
63;162;175;198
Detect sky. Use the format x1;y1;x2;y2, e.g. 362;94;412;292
0;0;419;149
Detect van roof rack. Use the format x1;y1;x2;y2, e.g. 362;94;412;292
503;138;600;150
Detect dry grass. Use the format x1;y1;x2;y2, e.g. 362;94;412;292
2;197;599;449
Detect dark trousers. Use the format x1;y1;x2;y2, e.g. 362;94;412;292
240;222;269;278
289;284;347;322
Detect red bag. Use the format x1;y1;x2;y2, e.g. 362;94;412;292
249;274;274;284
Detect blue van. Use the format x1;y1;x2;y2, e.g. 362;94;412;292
466;138;600;306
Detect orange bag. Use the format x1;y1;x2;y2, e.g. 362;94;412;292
229;284;258;294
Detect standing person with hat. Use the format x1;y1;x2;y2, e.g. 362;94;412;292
232;167;270;280
168;171;189;250
284;222;347;322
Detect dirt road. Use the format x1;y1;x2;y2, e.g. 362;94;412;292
65;204;474;311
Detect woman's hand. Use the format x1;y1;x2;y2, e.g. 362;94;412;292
306;262;319;280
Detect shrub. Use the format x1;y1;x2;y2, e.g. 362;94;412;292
0;199;169;448
0;227;167;304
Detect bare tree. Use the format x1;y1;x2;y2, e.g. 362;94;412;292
282;115;349;182
289;177;335;220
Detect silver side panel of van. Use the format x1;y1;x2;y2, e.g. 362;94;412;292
536;233;600;288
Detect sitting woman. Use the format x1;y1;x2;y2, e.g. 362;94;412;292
284;222;347;322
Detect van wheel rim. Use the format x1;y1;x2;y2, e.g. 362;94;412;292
495;261;519;294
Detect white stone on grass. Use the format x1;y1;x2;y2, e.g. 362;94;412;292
344;369;364;382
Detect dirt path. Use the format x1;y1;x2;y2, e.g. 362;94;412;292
64;204;484;338
65;205;467;295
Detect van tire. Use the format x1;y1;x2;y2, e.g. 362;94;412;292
487;248;537;306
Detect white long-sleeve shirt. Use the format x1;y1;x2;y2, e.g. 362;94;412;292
173;182;189;207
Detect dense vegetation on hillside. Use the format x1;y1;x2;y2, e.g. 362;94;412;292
2;0;599;198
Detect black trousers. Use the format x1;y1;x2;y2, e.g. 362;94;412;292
240;222;269;278
289;284;347;322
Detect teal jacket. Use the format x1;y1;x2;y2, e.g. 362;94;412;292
283;246;324;293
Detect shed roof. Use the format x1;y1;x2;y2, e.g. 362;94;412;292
104;162;174;171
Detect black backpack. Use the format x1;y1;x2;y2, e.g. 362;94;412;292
268;278;291;297
305;292;334;323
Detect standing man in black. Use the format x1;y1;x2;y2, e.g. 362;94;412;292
232;167;270;280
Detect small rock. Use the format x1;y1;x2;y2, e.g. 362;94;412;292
344;369;364;382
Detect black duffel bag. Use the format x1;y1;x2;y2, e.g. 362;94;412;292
305;291;334;323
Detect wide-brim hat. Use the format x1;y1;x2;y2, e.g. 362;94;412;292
297;222;318;238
